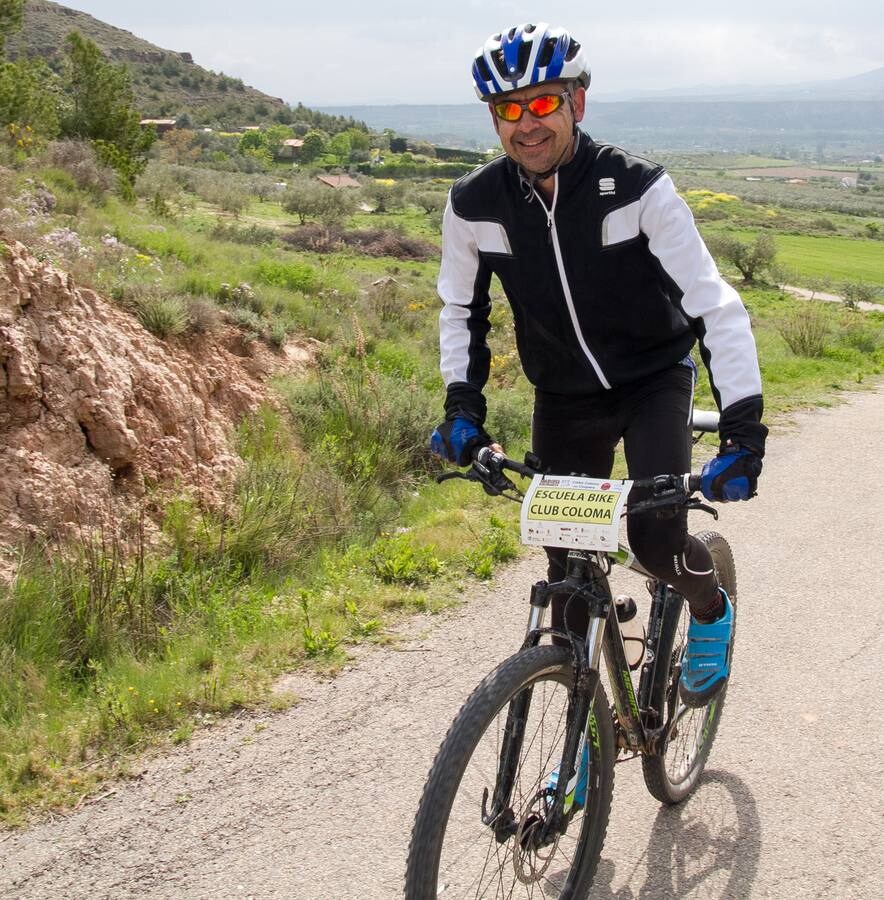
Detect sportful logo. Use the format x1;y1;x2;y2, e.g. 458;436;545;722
599;177;616;196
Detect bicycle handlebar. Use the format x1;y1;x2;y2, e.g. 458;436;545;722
437;449;714;516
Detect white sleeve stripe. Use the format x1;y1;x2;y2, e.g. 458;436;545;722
439;304;474;385
437;195;486;387
640;175;762;411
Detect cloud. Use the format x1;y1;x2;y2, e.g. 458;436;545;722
65;2;884;105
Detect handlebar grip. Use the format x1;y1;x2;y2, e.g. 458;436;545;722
687;474;702;493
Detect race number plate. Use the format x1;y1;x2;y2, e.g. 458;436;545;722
520;475;632;551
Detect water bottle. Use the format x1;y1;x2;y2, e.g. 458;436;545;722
614;596;645;670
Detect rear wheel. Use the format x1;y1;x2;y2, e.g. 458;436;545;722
405;644;615;899
641;531;737;804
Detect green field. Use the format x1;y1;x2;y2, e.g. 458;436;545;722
703;227;884;286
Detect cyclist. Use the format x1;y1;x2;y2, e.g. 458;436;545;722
430;22;767;708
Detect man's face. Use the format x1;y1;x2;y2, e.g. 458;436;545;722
490;82;586;176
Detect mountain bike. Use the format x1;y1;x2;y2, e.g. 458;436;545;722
404;412;736;899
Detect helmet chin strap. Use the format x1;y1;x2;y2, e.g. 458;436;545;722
516;95;581;191
520;131;579;185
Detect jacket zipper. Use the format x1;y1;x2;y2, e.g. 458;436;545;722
533;178;612;389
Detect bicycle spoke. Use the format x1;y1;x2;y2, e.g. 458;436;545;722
409;646;613;899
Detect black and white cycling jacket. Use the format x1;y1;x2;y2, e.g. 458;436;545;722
438;134;767;452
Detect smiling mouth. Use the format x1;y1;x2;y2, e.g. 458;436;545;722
518;135;552;149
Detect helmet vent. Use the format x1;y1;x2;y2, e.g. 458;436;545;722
492;42;531;80
565;39;582;62
475;56;493;83
537;37;557;69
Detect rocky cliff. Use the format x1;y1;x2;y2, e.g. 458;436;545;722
0;239;306;565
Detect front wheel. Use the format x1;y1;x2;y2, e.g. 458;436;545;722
641;531;737;804
405;644;615;899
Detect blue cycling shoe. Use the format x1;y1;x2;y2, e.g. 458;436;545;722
546;740;589;813
679;590;734;709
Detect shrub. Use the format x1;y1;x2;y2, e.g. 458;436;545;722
136;293;189;338
368;533;442;585
135;160;182;206
185;296;223;334
839;321;881;354
463;517;519;579
369;276;405;323
217;281;265;313
282;344;436;520
282;225;438;261
228;307;262;335
211;221;277;246
254;259;318;293
775;305;831;357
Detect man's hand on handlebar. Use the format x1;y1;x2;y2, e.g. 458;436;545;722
429;416;499;466
700;441;763;502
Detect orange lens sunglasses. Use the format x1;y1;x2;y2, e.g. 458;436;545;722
493;91;569;123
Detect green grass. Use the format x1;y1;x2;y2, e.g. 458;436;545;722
703;226;884;286
763;233;884;286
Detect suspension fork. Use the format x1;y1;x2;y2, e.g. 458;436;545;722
482;581;553;835
540;614;606;840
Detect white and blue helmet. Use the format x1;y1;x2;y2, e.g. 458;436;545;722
472;23;591;100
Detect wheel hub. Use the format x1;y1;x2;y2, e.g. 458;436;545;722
513;795;560;884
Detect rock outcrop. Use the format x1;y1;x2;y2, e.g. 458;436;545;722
0;239;308;560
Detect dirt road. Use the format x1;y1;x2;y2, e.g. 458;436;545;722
2;388;883;899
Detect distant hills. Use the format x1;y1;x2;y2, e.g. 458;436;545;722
594;67;884;102
5;0;360;131
321;68;884;156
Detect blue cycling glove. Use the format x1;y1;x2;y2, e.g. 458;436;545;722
430;416;492;466
701;443;763;502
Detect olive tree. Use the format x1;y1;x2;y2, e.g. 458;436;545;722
705;232;777;283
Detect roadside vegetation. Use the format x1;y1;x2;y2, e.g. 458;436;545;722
0;13;883;822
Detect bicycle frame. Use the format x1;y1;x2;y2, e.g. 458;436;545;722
484;544;684;843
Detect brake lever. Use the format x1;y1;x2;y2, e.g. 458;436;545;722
436;470;472;484
685;498;719;519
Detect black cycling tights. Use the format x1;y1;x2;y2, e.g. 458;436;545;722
532;363;722;635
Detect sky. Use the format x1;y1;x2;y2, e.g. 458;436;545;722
60;1;884;106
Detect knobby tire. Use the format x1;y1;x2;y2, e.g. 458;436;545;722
405;644;615;899
641;530;737;804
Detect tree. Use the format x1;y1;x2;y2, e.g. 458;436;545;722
0;0;23;57
328;131;351;166
282;177;356;226
0;58;60;145
362;179;407;213
238;130;264;153
263;123;293;159
160;128;200;165
0;0;57;150
300;130;327;163
412;190;447;215
346;127;370;153
282;178;322;224
840;282;878;310
61;31;154;194
705;233;776;283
